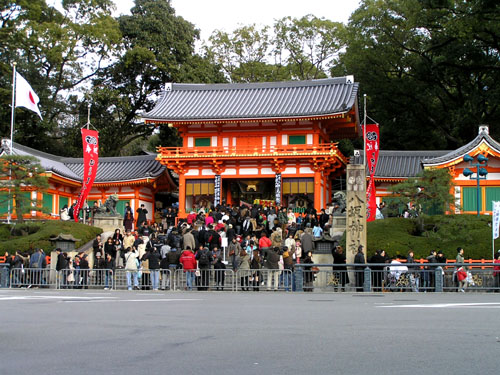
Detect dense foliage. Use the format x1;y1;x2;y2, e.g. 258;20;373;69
0;221;102;254
342;215;494;260
336;0;500;150
0;155;49;222
1;0;498;156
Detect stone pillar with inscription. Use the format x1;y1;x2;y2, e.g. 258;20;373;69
346;165;367;265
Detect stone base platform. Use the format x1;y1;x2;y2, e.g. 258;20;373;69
93;216;123;233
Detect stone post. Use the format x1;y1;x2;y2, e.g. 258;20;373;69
346;164;367;270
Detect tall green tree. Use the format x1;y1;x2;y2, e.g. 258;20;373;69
207;15;344;82
336;0;500;150
74;0;225;156
273;15;343;80
0;0;121;154
0;154;49;222
207;25;290;83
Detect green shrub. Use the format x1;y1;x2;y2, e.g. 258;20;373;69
342;215;494;260
0;225;10;240
0;221;102;254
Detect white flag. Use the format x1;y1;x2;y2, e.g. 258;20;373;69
493;201;500;240
15;72;42;120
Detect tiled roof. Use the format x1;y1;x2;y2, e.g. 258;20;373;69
351;150;450;178
1;142;165;183
143;77;359;122
423;126;500;166
2;142;81;180
64;155;166;183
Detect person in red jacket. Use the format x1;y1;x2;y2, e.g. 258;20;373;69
179;248;197;290
186;211;197;226
493;252;500;292
258;232;272;251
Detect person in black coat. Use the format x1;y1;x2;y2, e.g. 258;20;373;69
136;204;148;226
79;253;90;289
214;257;226;291
104;253;115;290
369;249;386;291
93;235;103;261
332;246;349;291
196;246;211;290
55;248;67;271
354;245;365;292
303;251;315;292
226;224;236;242
142;249;161;290
104;237;116;259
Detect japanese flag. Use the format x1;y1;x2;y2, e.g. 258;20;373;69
15;72;42;120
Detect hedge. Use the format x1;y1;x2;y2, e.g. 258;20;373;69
0;221;102;254
342;214;495;260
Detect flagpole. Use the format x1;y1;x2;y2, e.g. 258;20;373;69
363;94;367;167
10;62;16;155
7;62;17;224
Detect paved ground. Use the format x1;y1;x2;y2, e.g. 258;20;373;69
0;289;499;375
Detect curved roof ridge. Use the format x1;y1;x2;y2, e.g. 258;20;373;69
423;126;500;166
143;77;359;122
171;77;351;91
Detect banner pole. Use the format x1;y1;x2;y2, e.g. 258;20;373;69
87;103;91;130
7;63;17;224
494;201;500;261
363;94;367;167
10;62;16;155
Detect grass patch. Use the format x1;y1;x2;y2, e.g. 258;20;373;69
342;214;494;260
0;221;102;255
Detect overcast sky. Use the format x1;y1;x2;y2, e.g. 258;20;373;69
114;0;361;42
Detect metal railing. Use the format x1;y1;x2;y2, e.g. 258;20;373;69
234;269;294;292
113;269;172;291
173;269;236;291
10;268;56;288
294;263;500;293
4;263;500;293
57;269;114;289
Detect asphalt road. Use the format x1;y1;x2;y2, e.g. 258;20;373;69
1;289;499;375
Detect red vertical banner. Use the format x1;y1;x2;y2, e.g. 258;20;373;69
365;124;380;221
74;129;99;222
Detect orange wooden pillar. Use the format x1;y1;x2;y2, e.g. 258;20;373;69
314;170;322;212
178;174;186;217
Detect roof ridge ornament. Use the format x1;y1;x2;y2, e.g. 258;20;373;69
479;125;489;135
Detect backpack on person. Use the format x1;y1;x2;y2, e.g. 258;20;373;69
198;250;210;266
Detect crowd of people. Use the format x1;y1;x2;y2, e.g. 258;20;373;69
52;203;339;291
4;201;500;292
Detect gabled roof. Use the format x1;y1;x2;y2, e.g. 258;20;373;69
423;125;500;166
143;77;359;122
2;142;81;180
352;150;450;178
64;155;166;183
1;141;166;183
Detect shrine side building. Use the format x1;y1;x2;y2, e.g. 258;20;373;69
143;77;360;218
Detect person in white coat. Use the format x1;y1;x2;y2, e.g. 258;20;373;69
124;247;139;290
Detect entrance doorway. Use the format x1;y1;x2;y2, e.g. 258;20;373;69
225;178;275;206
